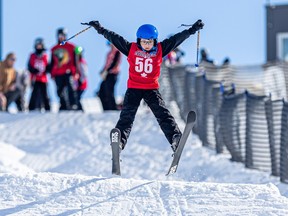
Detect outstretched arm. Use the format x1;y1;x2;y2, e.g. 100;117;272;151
103;29;131;56
161;30;191;57
82;21;131;56
161;19;204;57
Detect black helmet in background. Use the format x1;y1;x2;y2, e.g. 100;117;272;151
57;27;68;37
57;27;67;43
34;37;46;54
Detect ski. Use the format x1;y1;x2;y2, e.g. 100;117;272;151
166;111;196;176
110;128;121;175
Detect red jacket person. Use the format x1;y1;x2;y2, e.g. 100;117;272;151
84;19;204;152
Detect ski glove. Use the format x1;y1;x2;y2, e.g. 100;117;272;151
82;21;104;34
188;19;204;35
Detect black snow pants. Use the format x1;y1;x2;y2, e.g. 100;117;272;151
55;74;78;110
29;81;50;111
115;88;181;149
98;73;118;111
4;88;21;111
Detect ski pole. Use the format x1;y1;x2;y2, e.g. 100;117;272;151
178;24;201;68
60;26;92;45
195;31;200;67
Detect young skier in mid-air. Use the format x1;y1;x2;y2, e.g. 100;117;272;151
82;19;204;153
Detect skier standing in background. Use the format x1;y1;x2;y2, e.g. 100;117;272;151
83;19;204;152
28;38;50;111
97;41;122;111
49;28;78;111
75;46;88;111
164;45;185;66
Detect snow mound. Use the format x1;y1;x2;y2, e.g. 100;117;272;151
0;172;287;216
0;98;287;215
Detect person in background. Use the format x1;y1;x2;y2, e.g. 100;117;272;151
222;57;230;66
75;46;88;111
97;41;122;111
15;69;29;111
28;38;50;111
49;28;78;111
200;48;215;65
164;46;185;66
83;19;204;153
0;52;21;112
0;88;6;111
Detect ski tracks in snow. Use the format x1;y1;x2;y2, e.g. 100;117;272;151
0;173;287;215
0;100;288;215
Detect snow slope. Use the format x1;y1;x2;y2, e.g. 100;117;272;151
0;98;287;215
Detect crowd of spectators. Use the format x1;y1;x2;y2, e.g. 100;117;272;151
0;27;125;113
0;27;90;113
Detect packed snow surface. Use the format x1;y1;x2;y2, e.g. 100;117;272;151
0;99;287;215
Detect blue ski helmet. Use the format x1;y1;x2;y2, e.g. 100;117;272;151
136;24;158;40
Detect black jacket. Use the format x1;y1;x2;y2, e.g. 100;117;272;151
100;27;192;57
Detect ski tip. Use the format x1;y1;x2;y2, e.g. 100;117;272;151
165;170;175;176
166;165;178;176
188;111;197;122
165;171;172;176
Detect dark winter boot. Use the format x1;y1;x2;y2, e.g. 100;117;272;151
171;133;182;152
